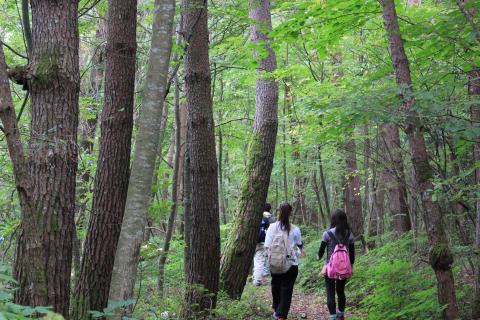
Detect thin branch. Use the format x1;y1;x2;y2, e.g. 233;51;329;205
0;41;28;60
78;0;103;18
215;117;253;127
16;90;29;122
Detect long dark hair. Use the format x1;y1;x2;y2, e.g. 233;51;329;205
330;208;350;241
278;202;292;234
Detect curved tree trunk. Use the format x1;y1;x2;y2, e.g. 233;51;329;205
181;0;220;316
71;0;137;318
219;0;278;300
4;1;80;316
107;0;175;317
380;1;458;318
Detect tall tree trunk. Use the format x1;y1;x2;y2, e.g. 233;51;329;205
158;74;181;294
311;169;326;228
381;1;458;318
73;18;106;284
107;0;175;317
181;0;220;316
71;0;137;317
219;0;278;300
363;125;373;233
183;125;192;276
344;138;364;242
218;78;228;224
371;169;387;239
318;146;331;215
176;102;187;235
4;1;80;316
380;123;412;234
21;0;32;55
469;67;480;317
282;65;289;202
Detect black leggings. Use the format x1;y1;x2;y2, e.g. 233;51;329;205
271;266;298;318
325;276;346;315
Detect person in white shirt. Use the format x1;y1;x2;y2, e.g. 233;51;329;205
265;203;305;320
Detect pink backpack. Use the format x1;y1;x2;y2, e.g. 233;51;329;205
326;231;352;280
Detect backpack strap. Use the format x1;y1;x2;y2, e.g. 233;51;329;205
282;229;291;257
327;230;338;246
328;230;351;245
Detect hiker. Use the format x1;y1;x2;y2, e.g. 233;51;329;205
265;202;304;320
253;203;273;285
317;209;355;320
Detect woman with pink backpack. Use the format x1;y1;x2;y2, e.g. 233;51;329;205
317;209;355;320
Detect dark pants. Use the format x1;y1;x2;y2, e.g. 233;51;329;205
271;266;298;318
325;276;346;315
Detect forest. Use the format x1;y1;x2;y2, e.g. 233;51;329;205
0;0;479;319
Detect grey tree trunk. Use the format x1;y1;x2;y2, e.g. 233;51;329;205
381;0;458;318
107;0;175;317
181;0;221;316
219;0;278;300
218;78;228;224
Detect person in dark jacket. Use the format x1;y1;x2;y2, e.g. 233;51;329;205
317;209;355;320
253;203;272;285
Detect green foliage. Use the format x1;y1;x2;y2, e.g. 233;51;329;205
0;265;62;319
344;235;443;319
214;286;271;320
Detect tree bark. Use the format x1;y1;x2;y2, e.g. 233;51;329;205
469;67;480;317
218;78;228;224
21;0;32;55
71;0;137;317
183;125;192;277
311;169;325;228
380;123;412;234
219;0;278;300
6;1;80;316
106;0;175;317
381;1;458;318
344;138;364;241
282;59;289;202
181;0;221;316
318;146;331;215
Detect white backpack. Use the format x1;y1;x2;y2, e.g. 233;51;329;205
268;225;293;274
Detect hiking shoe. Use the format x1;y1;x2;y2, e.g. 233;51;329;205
271;312;278;320
337;314;344;320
